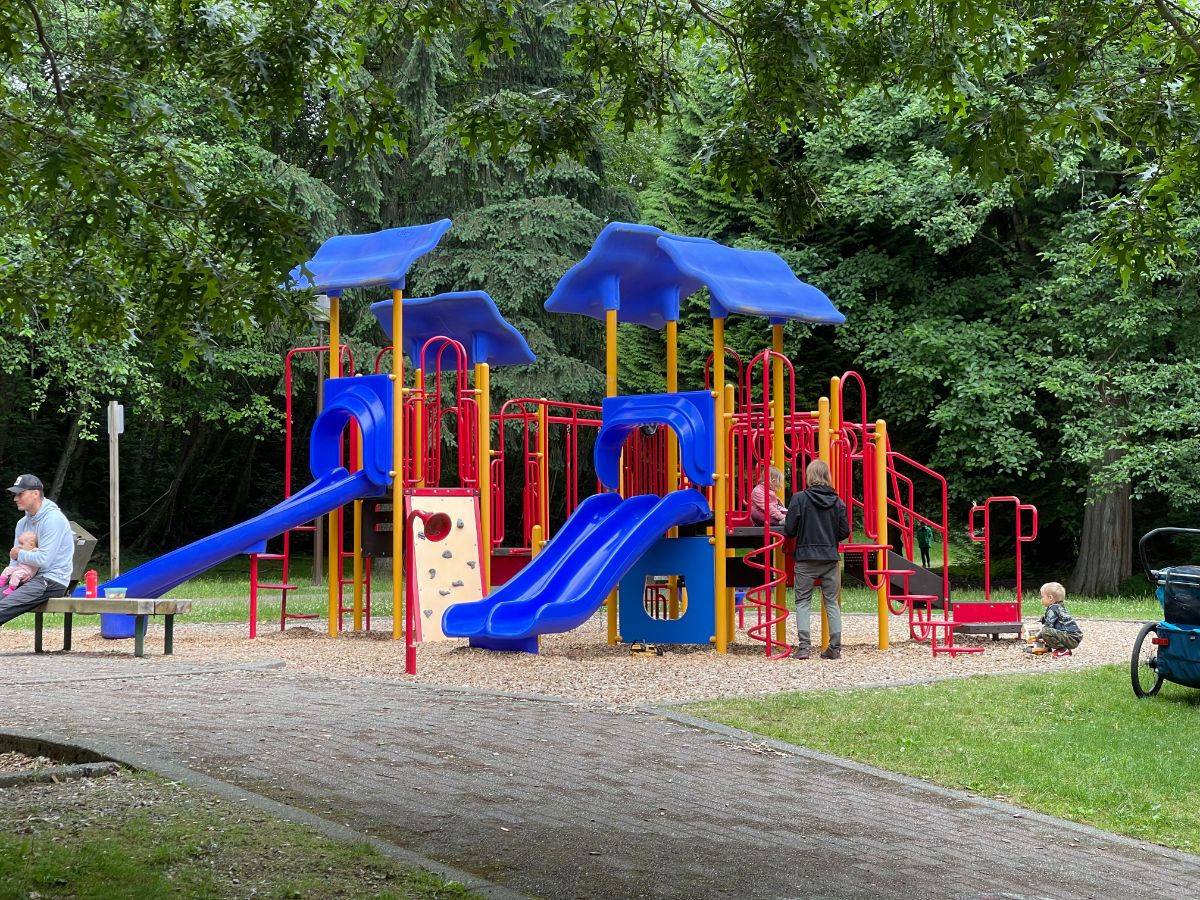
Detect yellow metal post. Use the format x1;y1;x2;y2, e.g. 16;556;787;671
875;419;890;650
818;397;830;465
327;295;342;637
816;396;830;649
771;324;787;646
712;318;728;652
537;399;549;550
605;308;619;644
666;319;680;618
829;375;842;485
391;289;404;641
476;362;491;590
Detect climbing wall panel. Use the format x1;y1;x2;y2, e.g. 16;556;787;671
406;490;485;642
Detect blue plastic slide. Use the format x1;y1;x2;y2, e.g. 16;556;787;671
442;489;712;652
75;468;384;599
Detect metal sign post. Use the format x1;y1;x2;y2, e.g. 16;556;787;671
108;401;123;577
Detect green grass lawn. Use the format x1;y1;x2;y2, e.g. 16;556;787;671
0;771;475;899
686;664;1200;852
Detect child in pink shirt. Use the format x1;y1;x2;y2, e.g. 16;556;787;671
0;531;40;595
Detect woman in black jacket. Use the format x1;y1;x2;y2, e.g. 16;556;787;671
783;459;851;659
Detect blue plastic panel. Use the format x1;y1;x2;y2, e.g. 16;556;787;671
311;375;393;486
594;392;715;489
544;221;843;327
617;537;715;645
441;490;712;650
655;237;845;326
289;220;452;296
369;291;536;368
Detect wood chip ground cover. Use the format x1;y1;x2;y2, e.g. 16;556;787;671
0;613;1144;707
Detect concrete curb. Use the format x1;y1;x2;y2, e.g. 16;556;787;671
648;708;1198;865
0;761;122;788
0;727;528;900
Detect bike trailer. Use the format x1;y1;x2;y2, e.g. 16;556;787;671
1156;565;1200;627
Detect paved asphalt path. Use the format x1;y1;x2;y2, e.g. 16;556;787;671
2;654;1198;899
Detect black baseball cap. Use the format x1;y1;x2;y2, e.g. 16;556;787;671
8;474;43;494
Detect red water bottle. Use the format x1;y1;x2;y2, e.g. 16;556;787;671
85;569;98;598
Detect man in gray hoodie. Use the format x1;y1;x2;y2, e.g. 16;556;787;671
0;474;74;625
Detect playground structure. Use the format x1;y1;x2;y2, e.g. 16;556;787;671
79;220;1037;663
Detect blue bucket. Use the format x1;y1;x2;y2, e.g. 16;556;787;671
100;613;136;639
100;587;134;639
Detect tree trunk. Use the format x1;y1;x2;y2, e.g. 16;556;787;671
1068;452;1133;596
49;414;81;502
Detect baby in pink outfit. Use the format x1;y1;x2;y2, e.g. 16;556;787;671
0;531;40;595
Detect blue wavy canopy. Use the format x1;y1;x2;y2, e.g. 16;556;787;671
544;222;844;328
289;220;452;296
370;291;536;368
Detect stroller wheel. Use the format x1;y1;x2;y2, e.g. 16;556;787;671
1131;621;1165;698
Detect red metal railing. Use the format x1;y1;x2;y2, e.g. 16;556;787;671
969;496;1039;609
739;349;793;659
490;398;602;552
249;343;359;638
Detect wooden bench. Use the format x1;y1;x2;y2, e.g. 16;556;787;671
30;598;193;658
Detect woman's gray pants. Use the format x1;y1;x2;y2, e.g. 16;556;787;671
793;559;842;652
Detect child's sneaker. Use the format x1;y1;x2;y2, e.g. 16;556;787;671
1052;649;1073;658
1023;641;1049;655
2;586;12;596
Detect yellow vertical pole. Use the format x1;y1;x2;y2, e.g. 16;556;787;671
414;368;425;487
666;319;680;618
476;362;491;591
391;289;404;641
712;318;728;653
818;397;831;465
875;419;890;650
327;295;342;637
537;399;549;551
771;324;787;645
828;375;842;485
816;395;830;649
605;308;619;644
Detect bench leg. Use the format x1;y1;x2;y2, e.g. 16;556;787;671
164;615;174;655
34;612;43;653
63;612;72;652
134;616;146;658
